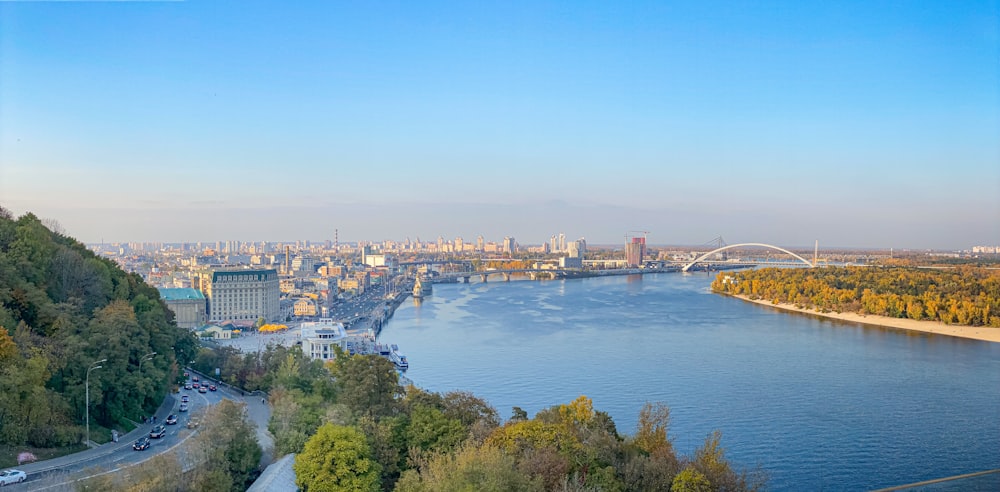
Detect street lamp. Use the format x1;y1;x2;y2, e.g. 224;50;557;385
138;352;156;371
85;358;107;448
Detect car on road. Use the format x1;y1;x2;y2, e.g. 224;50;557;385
165;414;178;425
133;437;151;451
192;382;200;389
209;385;217;391
181;395;189;403
179;403;189;412
184;383;192;390
192;376;199;382
198;386;207;394
0;469;26;485
150;425;166;438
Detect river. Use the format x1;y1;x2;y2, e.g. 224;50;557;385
379;273;1000;491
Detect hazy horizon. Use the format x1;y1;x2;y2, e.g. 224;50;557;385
2;2;997;250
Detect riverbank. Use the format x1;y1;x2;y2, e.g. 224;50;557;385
732;294;1000;343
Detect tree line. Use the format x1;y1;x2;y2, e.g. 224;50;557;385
0;208;198;451
711;266;1000;327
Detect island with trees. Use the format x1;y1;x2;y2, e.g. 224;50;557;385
711;266;1000;341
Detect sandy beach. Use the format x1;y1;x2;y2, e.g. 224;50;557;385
732;294;1000;343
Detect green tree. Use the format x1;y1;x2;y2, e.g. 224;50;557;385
294;423;381;492
191;399;262;491
332;352;401;420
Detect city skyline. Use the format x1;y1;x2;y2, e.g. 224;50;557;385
1;1;997;249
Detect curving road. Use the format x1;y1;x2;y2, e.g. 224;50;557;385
9;373;272;491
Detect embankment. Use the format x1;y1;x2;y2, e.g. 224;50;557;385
731;294;1000;343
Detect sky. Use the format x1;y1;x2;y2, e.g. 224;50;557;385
1;1;998;249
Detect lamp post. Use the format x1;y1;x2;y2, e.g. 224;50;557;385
85;358;107;448
138;352;156;372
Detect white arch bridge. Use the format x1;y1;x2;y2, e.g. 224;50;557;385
682;243;815;272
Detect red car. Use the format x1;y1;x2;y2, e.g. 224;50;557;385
209;385;217;391
192;382;200;389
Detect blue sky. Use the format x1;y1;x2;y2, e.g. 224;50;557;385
1;1;997;249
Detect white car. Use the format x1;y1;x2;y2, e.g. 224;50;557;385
0;469;26;485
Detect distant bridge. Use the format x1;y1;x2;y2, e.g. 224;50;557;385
681;243;814;272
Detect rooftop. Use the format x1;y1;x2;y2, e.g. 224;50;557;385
158;288;205;301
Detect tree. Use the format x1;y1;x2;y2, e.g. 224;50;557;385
394;444;543;492
672;466;712;492
633;402;674;457
332;353;401;420
191;399;262;491
294;423;381;492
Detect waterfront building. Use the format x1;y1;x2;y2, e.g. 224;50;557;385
158;288;207;329
625;237;646;267
206;269;280;322
300;319;348;362
559;256;583;269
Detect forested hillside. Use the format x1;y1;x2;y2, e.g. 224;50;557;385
712;266;1000;327
0;207;198;448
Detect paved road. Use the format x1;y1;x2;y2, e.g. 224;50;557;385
8;371;273;491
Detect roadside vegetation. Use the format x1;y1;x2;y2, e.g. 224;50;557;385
226;344;767;491
0;208;198;461
712;266;1000;327
75;399;261;492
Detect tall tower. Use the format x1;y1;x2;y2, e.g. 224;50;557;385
625;233;647;267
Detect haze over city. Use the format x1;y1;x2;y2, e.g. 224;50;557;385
1;1;997;248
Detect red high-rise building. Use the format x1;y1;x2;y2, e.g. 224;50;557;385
626;236;646;267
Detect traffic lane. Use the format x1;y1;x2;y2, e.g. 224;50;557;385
15;385;226;489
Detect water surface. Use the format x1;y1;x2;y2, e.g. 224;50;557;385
381;273;1000;490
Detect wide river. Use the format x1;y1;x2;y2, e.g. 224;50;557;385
379;273;1000;491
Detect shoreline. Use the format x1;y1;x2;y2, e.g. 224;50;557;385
731;294;1000;343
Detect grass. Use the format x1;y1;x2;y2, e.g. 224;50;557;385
0;443;88;469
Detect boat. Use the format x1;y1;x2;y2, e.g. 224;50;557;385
391;352;409;371
412;275;432;298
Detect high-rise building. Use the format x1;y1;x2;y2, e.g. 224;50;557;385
558;233;566;253
206;269;280;322
503;236;516;255
476;235;484;252
626;237;646;267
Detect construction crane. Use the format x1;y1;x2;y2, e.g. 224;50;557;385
625;230;649;242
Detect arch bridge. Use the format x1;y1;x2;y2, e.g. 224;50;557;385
682;243;814;272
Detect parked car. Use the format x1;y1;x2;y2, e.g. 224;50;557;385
198;386;207;394
186;418;199;429
0;469;26;485
133;437;151;451
179;403;189;412
165;414;178;425
150;425;166;439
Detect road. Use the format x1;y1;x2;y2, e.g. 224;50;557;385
10;372;272;491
